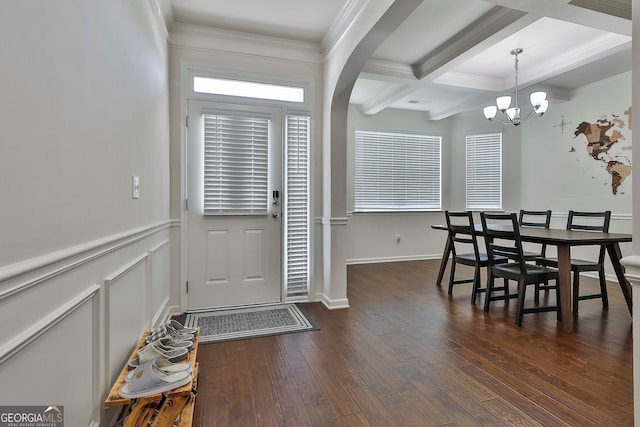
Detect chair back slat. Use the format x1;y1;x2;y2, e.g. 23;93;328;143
480;212;528;272
518;209;552;257
519;209;551;228
445;211;480;259
567;210;611;262
566;210;611;232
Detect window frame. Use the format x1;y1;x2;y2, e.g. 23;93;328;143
353;128;442;213
465;132;503;211
284;113;311;298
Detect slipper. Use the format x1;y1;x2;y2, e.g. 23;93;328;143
148;320;197;338
146;324;194;344
152;337;194;351
118;362;192;399
125;358;191;383
165;320;198;336
128;342;188;369
149;339;191;355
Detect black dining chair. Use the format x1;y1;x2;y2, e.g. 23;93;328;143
518;209;552;261
444;211;507;304
536;210;611;313
480;212;561;327
519;209;552;302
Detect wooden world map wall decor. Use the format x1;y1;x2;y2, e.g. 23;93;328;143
569;107;632;195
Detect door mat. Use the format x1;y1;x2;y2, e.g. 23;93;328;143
183;304;319;344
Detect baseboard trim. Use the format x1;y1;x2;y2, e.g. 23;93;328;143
347;254;441;265
321;295;350;310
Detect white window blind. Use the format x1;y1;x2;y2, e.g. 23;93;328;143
203;113;270;215
354;129;441;211
466;132;502;210
285;114;310;297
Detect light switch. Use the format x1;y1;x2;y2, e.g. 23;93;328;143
132;176;140;199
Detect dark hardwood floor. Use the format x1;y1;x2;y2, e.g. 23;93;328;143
192;260;633;426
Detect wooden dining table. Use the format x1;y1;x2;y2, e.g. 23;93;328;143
431;224;632;333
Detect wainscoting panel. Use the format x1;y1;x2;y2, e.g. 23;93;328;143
0;221;176;426
0;286;99;425
149;239;171;326
105;254;149;385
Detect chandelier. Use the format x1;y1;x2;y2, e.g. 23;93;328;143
483;48;549;126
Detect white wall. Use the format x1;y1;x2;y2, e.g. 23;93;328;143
448;111;523;213
521;73;632;214
346;107;452;263
345;74;632;283
345;106;523;263
0;2;172;425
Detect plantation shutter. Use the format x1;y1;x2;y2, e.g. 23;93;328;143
203;113;270;215
285;114;310;297
354;129;441;211
466;132;502;210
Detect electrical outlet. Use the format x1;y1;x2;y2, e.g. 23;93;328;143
132;176;140;199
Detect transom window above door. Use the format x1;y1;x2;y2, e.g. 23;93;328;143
193;76;305;103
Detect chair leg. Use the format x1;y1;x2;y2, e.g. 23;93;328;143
484;272;494;312
515;279;526;327
572;271;580;314
555;278;562;322
599;267;609;308
470;266;481;304
447;260;456;295
534;282;540;303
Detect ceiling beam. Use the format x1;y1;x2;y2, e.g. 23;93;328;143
568;0;631;20
411;6;526;81
360;84;416;116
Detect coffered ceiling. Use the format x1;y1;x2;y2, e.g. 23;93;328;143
166;0;631;120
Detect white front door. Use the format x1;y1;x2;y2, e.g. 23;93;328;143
186;100;283;310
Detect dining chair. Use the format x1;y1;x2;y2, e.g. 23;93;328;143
480;212;561;327
519;209;552;302
444;211;506;304
518;209;552;260
536;210;611;313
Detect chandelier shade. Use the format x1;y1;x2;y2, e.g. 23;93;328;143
483;48;548;126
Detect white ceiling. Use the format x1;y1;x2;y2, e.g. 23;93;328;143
166;0;631;120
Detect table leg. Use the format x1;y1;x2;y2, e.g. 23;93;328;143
606;242;632;314
436;236;451;287
556;244;574;333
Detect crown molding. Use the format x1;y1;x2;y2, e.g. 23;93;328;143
571;70;631;95
169;22;323;65
321;0;371;56
411;6;526;81
568;0;631;20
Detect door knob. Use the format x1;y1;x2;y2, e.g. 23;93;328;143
272;212;280;219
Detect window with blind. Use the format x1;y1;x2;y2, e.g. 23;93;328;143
203;113;270;215
466;132;502;210
354;129;441;211
285;114;310;297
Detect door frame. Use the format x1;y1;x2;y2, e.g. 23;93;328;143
177;64;315;313
185;99;284;310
